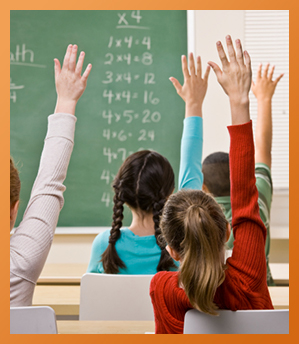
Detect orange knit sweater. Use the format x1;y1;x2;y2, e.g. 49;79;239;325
150;121;274;334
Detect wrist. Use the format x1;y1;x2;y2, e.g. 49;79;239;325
256;96;272;104
54;98;77;115
229;99;250;125
185;103;203;118
229;96;250;107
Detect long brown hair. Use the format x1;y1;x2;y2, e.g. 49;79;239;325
160;189;228;315
101;150;176;274
10;158;21;207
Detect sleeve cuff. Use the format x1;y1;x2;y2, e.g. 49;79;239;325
46;113;77;143
227;120;252;133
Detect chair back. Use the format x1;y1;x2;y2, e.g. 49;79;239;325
80;273;154;320
184;309;289;334
10;306;57;334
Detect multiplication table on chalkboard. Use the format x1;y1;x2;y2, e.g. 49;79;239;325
10;10;187;227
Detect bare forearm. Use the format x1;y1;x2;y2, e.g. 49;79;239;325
54;98;77;116
185;103;203;118
229;98;250;126
255;99;272;168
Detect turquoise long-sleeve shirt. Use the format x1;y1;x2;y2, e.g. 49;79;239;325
87;228;179;274
179;116;203;190
87;116;203;274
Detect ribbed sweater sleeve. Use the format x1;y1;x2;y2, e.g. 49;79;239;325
226;121;269;291
10;113;76;306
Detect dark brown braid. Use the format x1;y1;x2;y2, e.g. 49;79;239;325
100;184;126;274
153;199;177;271
101;150;175;274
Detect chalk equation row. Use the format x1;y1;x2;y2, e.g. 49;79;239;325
102;71;155;85
108;36;151;50
102;109;161;124
103;90;160;105
103;129;155;142
104;52;153;66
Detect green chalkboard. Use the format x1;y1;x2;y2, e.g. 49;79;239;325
10;10;187;227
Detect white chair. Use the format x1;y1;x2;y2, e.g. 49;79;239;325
184;309;289;334
10;306;57;334
79;273;154;320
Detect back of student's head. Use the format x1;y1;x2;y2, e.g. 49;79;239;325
202;152;230;197
10;157;21;207
101;150;176;274
160;189;228;315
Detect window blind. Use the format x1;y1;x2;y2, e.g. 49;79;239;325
244;10;289;191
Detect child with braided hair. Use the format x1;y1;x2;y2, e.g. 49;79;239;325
87;47;211;275
87;150;178;274
87;45;211;275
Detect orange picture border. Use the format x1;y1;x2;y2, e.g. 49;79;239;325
2;3;295;344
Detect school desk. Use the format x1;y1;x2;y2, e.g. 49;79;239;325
38;263;88;284
32;285;289;316
37;263;289;285
56;321;155;334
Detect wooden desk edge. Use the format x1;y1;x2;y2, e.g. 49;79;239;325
57;320;155;334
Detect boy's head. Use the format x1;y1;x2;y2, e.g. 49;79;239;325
202;152;230;197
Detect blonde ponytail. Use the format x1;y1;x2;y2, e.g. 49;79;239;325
160;189;227;315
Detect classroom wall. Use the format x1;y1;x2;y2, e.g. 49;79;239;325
194;10;245;158
45;10;288;266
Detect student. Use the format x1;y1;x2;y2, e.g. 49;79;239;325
202;64;283;286
87;50;209;276
10;44;92;306
87;150;178;274
150;36;273;334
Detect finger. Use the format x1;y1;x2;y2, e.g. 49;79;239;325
226;35;237;64
62;44;72;69
54;58;61;80
196;56;202;78
244;50;251;69
257;63;262;79
69;44;78;71
268;65;275;80
216;41;229;71
169;77;183;94
208;61;223;80
274;73;284;85
181;55;190;80
75;51;85;75
263;63;270;78
82;63;92;82
203;65;211;82
189;52;196;76
235;39;244;66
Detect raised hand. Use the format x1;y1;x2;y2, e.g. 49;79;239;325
54;44;92;115
170;53;210;118
252;64;283;168
208;36;251;125
251;64;283;101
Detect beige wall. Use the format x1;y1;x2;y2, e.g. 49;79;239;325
194;10;245;159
